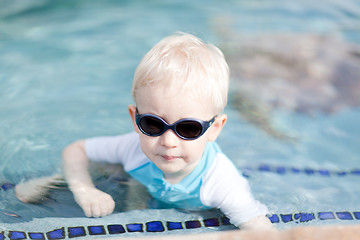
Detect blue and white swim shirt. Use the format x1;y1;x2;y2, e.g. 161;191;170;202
85;132;268;226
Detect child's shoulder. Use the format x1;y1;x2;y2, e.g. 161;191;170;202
211;151;239;174
203;146;247;185
206;142;237;170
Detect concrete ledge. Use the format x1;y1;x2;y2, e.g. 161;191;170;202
287;225;360;240
118;224;360;240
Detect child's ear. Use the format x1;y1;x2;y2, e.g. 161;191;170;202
207;114;227;142
128;104;140;133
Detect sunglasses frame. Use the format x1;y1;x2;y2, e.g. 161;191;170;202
135;110;217;140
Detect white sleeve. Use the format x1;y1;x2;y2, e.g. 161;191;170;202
84;131;148;172
200;154;269;227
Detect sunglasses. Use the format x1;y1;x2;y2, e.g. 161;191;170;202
135;109;217;140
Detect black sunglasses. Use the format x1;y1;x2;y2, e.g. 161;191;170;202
135;109;216;140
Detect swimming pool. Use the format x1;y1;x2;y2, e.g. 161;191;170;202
1;0;360;237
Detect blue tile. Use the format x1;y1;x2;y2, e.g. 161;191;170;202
9;231;26;240
351;169;360;175
126;224;143;232
185;220;201;229
353;212;360;220
28;233;45;240
336;212;353;220
294;213;315;222
318;169;330;176
304;168;315;175
166;222;183;230
241;167;252;178
203;218;220;227
258;164;271;172
280;214;293;223
318;212;335;220
47;228;65;239
291;168;301;173
146;221;165;232
88;226;105;235
337;171;347;176
1;183;15;190
68;227;86;238
242;172;250;178
221;217;231;225
268;214;280;223
276;166;286;174
107;225;125;234
0;232;4;240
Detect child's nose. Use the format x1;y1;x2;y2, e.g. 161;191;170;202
160;129;179;148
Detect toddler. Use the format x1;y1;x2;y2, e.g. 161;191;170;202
17;32;273;230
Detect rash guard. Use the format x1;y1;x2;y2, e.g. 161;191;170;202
85;131;268;226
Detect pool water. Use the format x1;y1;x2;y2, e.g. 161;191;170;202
1;0;360;233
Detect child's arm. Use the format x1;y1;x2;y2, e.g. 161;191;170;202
201;153;276;231
62;140;115;217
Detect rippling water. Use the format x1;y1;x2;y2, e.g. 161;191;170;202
0;0;359;226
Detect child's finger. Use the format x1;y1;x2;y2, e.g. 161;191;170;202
82;202;93;217
105;198;115;215
98;196;115;216
99;203;110;216
91;203;102;217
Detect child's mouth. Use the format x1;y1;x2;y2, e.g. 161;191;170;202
161;155;179;161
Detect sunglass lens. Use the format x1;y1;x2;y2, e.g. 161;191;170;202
176;121;202;139
140;116;164;135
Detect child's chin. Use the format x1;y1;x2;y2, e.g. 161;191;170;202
161;167;182;174
161;165;185;175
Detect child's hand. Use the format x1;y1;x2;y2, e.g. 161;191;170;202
62;140;115;217
72;187;115;217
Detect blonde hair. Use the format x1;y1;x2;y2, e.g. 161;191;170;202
132;32;229;114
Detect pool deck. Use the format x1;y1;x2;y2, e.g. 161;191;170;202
120;224;360;240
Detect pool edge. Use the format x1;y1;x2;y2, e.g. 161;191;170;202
111;224;360;240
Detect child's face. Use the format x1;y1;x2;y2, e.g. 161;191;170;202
129;84;227;182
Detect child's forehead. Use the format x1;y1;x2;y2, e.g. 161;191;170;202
135;84;215;115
